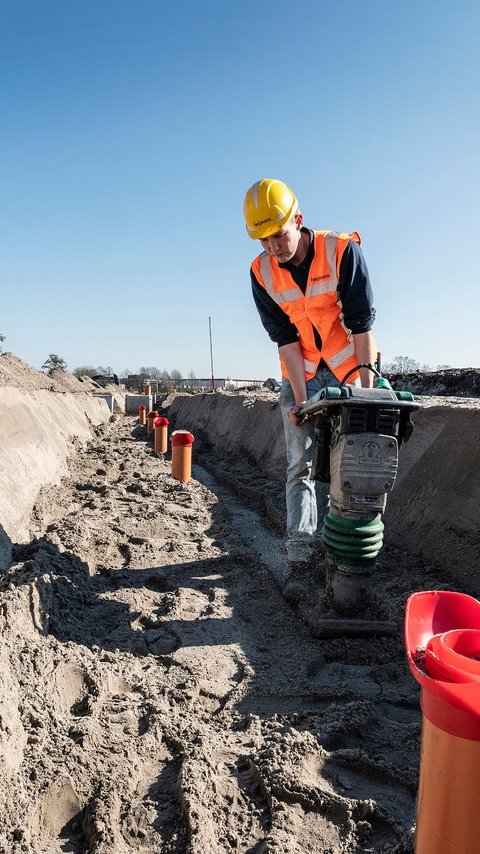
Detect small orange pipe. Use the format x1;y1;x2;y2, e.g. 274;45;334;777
154;417;169;454
145;384;151;395
170;431;195;482
147;411;158;436
138;405;147;426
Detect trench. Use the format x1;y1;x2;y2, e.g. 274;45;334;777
1;388;479;853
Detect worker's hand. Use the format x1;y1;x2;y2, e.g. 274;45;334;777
287;402;307;426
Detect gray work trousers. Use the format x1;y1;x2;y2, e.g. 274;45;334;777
279;365;341;562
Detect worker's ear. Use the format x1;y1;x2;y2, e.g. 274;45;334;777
294;211;303;230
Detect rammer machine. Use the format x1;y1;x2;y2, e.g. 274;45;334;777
299;365;420;627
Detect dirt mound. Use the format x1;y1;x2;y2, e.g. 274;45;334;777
0;353;94;394
0;359;113;568
386;367;480;397
0;352;63;390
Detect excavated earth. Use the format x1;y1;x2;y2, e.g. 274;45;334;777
1;356;480;853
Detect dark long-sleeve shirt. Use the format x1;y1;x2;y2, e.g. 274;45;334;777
251;228;375;350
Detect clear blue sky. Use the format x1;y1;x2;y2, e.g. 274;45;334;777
2;0;479;379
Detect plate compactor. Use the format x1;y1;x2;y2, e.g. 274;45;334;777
299;365;420;637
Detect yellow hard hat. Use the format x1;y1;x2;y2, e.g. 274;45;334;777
243;178;298;240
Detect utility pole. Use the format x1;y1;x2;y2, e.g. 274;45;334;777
208;316;215;391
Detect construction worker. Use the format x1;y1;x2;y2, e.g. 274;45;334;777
243;178;377;577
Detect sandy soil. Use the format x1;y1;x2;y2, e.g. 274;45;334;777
2;355;479;853
2;405;471;854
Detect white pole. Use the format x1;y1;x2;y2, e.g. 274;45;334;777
209;316;215;391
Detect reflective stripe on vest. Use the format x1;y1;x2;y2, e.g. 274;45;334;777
306;279;337;297
259;253;303;304
328;341;355;369
325;233;338;278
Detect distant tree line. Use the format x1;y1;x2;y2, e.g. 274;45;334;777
72;364;115;378
39;357;198;390
382;355;452;376
71;364;198;391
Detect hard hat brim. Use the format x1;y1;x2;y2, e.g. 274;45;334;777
246;199;298;240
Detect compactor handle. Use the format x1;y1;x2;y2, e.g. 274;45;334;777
340;363;382;386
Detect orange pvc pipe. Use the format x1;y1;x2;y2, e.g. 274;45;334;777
147;411;158;436
405;593;480;854
154;417;169;455
170;431;195;483
145;384;151;395
171;445;192;482
416;717;480;854
138;405;147;426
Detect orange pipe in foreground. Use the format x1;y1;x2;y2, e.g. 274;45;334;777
154;416;169;455
405;591;480;854
147;411;158;436
138;405;147;426
416;717;480;853
170;430;195;482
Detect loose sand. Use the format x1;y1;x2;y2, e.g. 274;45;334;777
1;358;479;853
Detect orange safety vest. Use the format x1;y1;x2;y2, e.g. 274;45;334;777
252;230;361;383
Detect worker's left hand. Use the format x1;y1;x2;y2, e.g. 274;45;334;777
287;403;307;426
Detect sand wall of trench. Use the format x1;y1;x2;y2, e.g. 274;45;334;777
0;386;111;568
167;392;480;593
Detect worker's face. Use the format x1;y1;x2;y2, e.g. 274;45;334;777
260;213;303;263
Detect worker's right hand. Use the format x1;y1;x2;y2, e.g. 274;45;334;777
287;402;307;426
